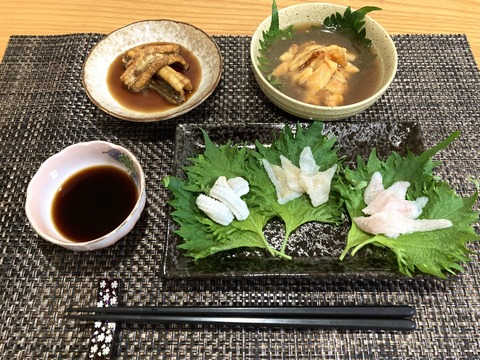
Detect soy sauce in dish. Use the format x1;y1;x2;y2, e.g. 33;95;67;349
107;43;202;113
51;165;138;243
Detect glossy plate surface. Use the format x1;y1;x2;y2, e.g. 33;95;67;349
163;121;424;278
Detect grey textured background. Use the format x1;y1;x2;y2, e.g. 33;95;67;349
0;34;479;359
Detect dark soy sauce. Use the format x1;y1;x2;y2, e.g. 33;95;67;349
51;165;138;243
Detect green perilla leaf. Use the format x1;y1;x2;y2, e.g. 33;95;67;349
323;6;382;48
339;131;480;278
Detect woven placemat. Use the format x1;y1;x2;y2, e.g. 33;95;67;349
0;33;479;359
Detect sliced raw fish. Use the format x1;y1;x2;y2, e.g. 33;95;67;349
261;159;303;204
209;176;249;221
196;194;234;226
363;181;410;215
364;171;385;205
299;164;337;207
280;155;303;193
299;147;320;175
227;177;250;196
262;147;337;206
363;193;429;219
356;172;452;238
362;172;429;219
353;211;453;239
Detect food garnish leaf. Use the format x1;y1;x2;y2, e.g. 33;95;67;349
253;122;345;252
163;123;344;260
339;131;480;278
323;6;382;48
163;132;284;260
258;0;294;57
257;0;294;87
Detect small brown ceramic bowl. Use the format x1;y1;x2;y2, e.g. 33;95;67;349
82;20;223;122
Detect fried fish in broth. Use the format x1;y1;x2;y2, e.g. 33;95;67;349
272;42;359;106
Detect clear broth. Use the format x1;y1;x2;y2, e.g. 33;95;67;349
264;24;382;106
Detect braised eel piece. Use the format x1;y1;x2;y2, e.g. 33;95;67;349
120;44;193;105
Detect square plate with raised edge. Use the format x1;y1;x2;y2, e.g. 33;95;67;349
162;121;425;279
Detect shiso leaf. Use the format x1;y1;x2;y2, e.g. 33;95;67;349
163;123;345;260
323;6;382;48
258;0;294;56
257;0;293;88
253;123;345;252
338;131;480;278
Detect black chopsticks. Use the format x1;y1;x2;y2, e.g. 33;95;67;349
66;305;416;331
67;305;415;318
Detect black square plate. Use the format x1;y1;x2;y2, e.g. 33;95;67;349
162;121;424;279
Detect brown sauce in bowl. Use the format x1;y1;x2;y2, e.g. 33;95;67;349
107;43;202;113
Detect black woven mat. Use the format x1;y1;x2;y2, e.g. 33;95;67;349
0;33;479;359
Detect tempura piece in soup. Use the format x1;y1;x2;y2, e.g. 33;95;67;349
272;42;359;106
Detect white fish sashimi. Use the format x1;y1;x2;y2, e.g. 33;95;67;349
299;147;320;176
196;194;234;226
353;211;453;239
280;155;304;193
261;147;337;206
386;181;410;199
357;172;452;238
227;177;250;196
261;159;303;204
363;193;429;219
368;196;428;219
364;171;384;205
196;176;251;226
299;164;337;207
362;181;411;215
362;173;429;219
209;176;249;221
